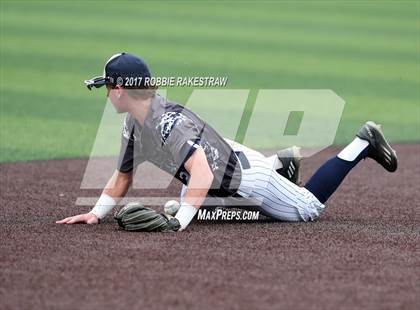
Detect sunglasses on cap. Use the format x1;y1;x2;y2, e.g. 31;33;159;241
84;76;115;90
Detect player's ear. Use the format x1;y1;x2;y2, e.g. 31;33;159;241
115;85;124;99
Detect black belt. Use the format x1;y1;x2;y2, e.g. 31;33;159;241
231;151;250;198
234;151;250;170
208;150;250;198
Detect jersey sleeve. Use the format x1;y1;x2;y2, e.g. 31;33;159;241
157;112;203;165
117;115;145;172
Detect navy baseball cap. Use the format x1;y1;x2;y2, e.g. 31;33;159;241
84;52;151;90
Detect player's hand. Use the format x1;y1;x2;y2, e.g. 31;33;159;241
56;213;99;225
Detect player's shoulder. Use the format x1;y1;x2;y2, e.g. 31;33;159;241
155;111;190;145
152;95;193;125
150;96;200;144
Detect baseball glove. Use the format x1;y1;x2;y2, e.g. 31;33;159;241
114;202;181;232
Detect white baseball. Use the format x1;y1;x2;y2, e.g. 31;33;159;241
164;200;180;216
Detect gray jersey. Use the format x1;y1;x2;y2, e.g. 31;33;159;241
117;94;242;196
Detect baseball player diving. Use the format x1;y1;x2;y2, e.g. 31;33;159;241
57;53;398;232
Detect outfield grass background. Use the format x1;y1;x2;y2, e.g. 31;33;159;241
1;1;419;162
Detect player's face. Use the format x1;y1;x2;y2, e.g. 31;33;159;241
107;85;128;113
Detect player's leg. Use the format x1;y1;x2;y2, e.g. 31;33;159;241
304;121;397;204
225;138;301;185
230;121;397;222
248;170;323;222
303;139;368;204
267;146;301;184
229;141;319;221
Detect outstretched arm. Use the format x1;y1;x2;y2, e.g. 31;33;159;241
174;146;214;230
56;170;133;225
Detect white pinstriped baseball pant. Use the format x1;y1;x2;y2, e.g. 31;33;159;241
226;139;324;222
180;140;325;222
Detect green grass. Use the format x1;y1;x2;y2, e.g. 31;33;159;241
1;1;419;162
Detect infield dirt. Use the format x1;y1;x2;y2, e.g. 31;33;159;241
1;144;419;310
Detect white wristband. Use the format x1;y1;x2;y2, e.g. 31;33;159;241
175;202;198;231
89;194;116;220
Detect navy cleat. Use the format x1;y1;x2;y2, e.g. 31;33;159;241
276;146;301;184
356;121;398;172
